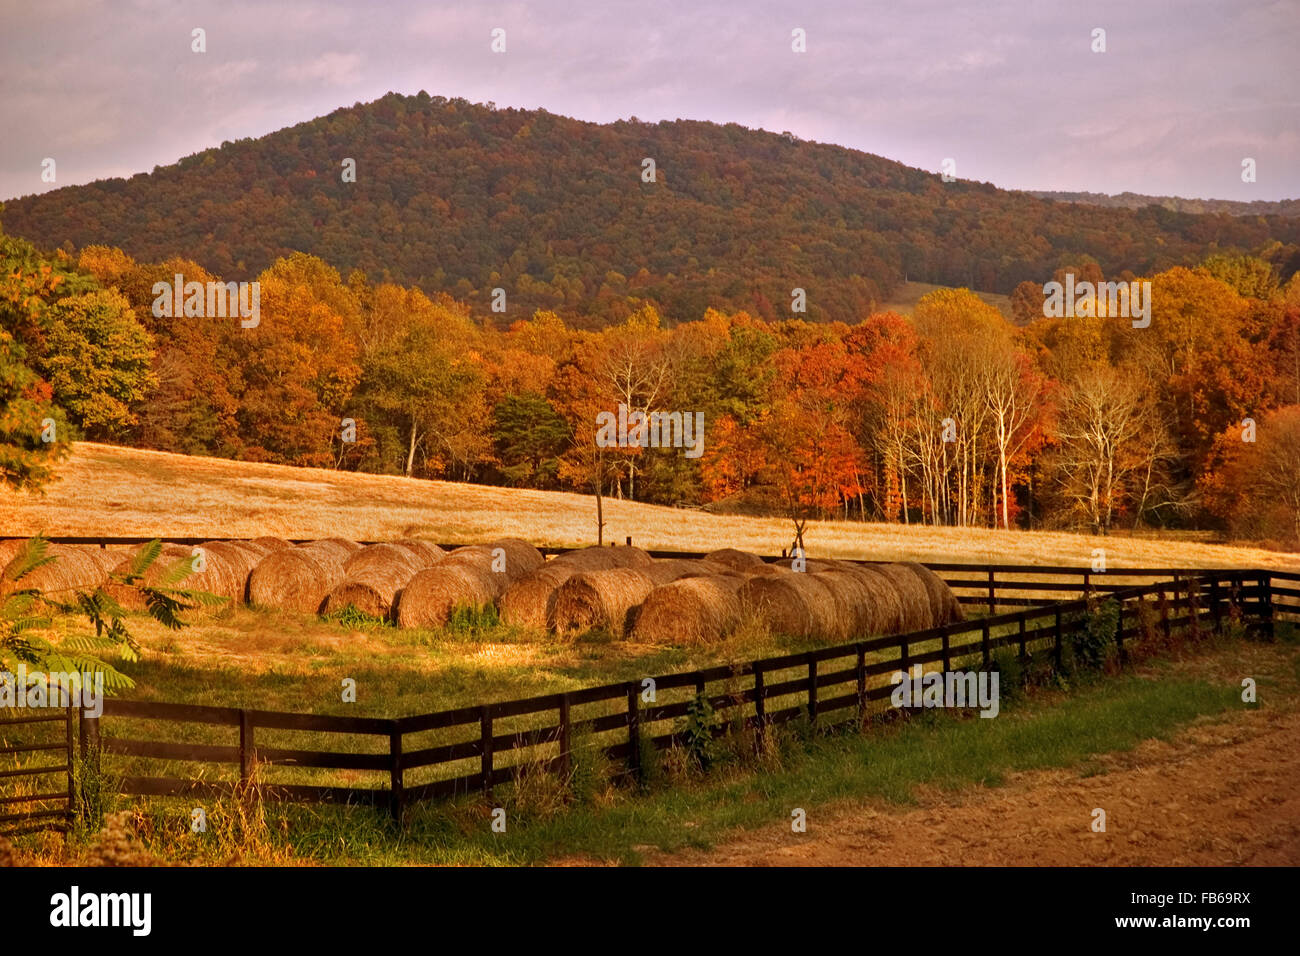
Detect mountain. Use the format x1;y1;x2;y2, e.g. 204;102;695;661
1028;190;1300;218
5;92;1300;327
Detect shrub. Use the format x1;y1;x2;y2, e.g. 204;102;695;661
683;692;722;770
1071;599;1119;672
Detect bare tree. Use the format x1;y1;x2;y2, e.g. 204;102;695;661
1051;364;1148;534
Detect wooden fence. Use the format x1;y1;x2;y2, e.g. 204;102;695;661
57;566;1286;828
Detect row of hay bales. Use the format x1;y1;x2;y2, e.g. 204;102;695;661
497;545;963;644
0;537;963;646
249;536;548;623
0;536;303;606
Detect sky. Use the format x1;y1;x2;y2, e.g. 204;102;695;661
2;0;1298;203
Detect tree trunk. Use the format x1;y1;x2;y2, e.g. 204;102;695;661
999;447;1010;530
405;421;419;477
595;456;605;545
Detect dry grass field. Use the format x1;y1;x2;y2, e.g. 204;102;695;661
2;442;1297;572
880;280;1014;320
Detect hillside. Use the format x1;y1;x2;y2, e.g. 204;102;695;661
1030;190;1300;219
3;443;1297;572
5;92;1300;327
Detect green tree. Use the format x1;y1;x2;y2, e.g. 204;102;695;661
490;392;570;487
360;320;487;477
36;288;156;437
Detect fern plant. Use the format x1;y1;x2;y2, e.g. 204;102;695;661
1;535;218;695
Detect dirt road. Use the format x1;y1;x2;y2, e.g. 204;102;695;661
646;707;1300;866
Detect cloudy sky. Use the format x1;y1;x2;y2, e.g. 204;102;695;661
2;0;1297;203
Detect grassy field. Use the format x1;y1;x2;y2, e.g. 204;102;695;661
881;280;1014;320
3;442;1296;572
8;625;1292;866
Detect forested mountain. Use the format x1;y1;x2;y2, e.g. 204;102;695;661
5;92;1300;328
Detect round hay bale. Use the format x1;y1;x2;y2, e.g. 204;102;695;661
629;575;745;645
1;544;113;598
318;537;362;555
85;547;130;576
703;548;766;572
190;541;260;603
101;544;197;610
809;569;878;640
227;539;271;559
901;562;965;625
548;568;657;636
737;573;842;640
395;563;501;629
0;539;27;566
248;544;348;615
323;544;421;618
552;545;654;571
743;561;792;577
803;558;842;574
441;545;494;565
497;564;577;629
297;538;360;564
643;558;730;587
485;538;545;583
250;536;294;553
393;539;446;567
836;563;907;634
863;562;933;632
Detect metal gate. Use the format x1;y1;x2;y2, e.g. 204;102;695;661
0;704;75;837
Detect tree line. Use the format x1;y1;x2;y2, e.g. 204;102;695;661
3;224;1299;545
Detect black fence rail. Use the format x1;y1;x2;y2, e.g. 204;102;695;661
64;568;1279;827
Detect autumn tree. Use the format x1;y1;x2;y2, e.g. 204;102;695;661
354;290;487;478
1202;406;1300;543
0;329;69;490
34;288;156;438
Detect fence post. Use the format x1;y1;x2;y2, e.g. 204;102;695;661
1159;587;1171;643
1053;607;1063;671
626;683;641;785
389;722;404;826
1262;574;1275;639
855;643;867;725
239;710;254;788
987;569;996;615
806;653;818;727
1017;614;1027;660
558;694;571;782
941;626;951;672
480;705;494;799
753;665;766;754
65;701;75;829
981;619;991;669
1188;577;1202;640
1209;577;1222;633
1115;596;1126;664
78;706;100;764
